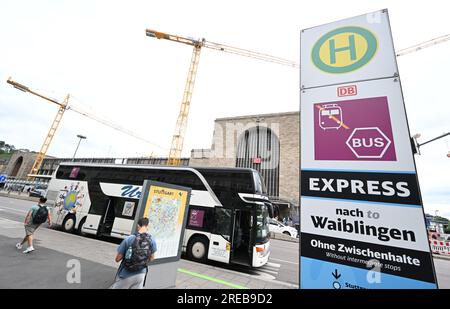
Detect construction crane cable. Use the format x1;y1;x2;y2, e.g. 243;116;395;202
396;33;450;57
66;104;168;152
204;41;299;68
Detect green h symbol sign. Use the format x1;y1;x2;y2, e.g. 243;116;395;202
328;35;356;64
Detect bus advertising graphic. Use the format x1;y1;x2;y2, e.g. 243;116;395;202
314;96;396;161
55;182;85;213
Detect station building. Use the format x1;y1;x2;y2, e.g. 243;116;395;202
189;111;299;219
3;112;300;219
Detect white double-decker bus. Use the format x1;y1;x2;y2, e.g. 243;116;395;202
46;163;274;268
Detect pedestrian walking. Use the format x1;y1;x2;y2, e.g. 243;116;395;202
16;196;51;254
110;217;157;289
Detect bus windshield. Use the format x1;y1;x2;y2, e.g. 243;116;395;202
253;170;267;195
255;204;270;244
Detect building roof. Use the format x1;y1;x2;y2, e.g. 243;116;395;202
215;111;299;122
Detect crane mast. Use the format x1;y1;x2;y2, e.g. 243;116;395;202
168;45;202;166
30;95;69;178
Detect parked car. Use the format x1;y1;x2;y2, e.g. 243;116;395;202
269;218;298;238
29;188;46;198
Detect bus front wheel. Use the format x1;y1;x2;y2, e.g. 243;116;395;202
62;215;76;233
187;236;209;262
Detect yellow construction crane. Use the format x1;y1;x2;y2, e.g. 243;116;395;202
145;29;298;166
145;29;450;166
7;78;69;179
7;77;167;179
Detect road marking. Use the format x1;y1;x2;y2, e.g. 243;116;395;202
250;261;281;279
258;269;278;275
270;258;299;265
177;268;249;289
0;217;23;228
266;262;281;268
0;205;27;214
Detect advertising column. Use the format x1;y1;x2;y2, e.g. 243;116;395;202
300;9;438;289
133;180;191;288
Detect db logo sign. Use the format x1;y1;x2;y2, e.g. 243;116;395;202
338;85;357;97
311;26;378;74
346;127;392;159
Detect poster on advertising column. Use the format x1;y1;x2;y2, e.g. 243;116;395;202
299;9;438;289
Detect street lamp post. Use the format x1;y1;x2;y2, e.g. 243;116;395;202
412;132;450;156
72;135;87;161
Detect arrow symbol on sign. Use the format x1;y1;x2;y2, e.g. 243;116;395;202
332;269;341;280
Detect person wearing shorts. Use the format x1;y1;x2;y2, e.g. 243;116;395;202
16;197;51;254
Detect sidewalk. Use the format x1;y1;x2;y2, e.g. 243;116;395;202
0;216;295;289
433;254;450;261
0;191;39;202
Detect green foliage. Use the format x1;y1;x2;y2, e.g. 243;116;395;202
434;216;450;223
0;141;16;154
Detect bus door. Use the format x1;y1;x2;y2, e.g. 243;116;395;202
208;207;232;264
98;197;116;236
231;209;253;266
83;197;112;236
110;199;137;238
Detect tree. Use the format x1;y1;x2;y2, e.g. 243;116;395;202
434;216;450;223
445;225;450;234
0;142;16;154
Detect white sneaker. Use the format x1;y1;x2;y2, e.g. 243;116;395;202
23;247;35;254
15;243;23;250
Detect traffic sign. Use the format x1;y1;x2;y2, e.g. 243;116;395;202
300;9;397;89
0;175;7;183
346;127;392;159
302;78;414;171
300;9;437;289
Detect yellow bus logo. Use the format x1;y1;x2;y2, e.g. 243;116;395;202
311;26;378;74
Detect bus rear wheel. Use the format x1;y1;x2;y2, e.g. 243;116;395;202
187;236;209;262
62;215;76;233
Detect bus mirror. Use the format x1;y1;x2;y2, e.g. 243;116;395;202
269;204;280;219
268;204;276;218
268;206;274;218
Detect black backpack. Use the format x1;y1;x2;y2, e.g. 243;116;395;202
33;205;48;225
123;233;154;272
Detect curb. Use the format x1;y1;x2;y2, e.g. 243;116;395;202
0;192;39;202
433;254;450;261
269;232;299;243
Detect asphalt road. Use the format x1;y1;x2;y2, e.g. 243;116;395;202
3;195;447;289
0;196;299;287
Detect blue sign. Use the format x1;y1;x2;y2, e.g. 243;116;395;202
0;175;7;183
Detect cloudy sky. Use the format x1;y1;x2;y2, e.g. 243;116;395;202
0;0;448;216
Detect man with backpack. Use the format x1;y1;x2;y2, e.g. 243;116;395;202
16;196;51;254
110;217;157;289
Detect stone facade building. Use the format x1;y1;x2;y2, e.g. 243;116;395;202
3;151;39;179
190;111;299;218
3;111;300;218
